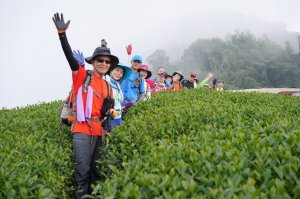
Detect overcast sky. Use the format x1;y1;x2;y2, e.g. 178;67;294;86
1;0;300;108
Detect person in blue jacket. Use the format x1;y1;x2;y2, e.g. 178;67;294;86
105;62;131;128
121;55;146;111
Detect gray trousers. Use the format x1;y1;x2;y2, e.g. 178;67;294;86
72;133;103;199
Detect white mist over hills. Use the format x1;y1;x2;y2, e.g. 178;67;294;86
134;9;299;63
1;0;299;108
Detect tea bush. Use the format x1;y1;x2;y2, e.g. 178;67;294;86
0;101;73;199
1;90;299;198
94;89;300;198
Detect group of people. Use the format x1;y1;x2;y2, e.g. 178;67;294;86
52;13;224;198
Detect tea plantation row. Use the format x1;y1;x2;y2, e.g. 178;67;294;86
1;89;299;198
0;101;73;198
94;89;300;198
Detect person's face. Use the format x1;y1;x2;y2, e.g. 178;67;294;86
110;66;124;81
166;77;172;83
190;75;196;82
131;60;142;71
173;74;181;82
158;73;166;82
217;82;224;88
139;70;148;79
92;56;111;76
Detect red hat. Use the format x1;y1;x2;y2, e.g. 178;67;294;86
190;72;197;77
138;64;152;79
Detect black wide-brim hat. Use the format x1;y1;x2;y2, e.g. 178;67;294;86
85;46;119;65
172;71;184;81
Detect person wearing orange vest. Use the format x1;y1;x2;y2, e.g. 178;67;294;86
52;13;118;198
170;71;184;90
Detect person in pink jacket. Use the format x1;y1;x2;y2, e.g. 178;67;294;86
151;72;169;93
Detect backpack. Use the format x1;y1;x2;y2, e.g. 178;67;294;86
60;70;113;126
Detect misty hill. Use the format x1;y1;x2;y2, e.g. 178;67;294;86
138;9;298;62
147;31;300;89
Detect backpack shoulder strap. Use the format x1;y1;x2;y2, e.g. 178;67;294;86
83;70;93;91
104;79;112;97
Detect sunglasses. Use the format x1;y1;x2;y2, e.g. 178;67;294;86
95;58;111;64
133;60;141;63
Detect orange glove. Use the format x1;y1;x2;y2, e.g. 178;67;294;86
109;109;118;119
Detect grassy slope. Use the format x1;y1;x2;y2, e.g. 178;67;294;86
1;90;300;198
0;101;73;199
95;89;300;198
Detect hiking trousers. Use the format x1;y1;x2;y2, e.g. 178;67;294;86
72;133;103;199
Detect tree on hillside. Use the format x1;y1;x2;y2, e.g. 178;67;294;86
147;50;169;72
172;31;300;89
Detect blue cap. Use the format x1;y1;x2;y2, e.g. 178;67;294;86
131;55;142;63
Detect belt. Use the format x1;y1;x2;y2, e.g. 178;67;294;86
87;117;102;122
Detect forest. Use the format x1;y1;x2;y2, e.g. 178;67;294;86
147;31;300;89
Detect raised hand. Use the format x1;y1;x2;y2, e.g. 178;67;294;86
52;12;70;33
126;44;132;56
73;50;85;67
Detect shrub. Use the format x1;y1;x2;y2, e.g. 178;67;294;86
0;101;73;199
94;89;300;198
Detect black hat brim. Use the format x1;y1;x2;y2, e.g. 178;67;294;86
85;54;119;65
172;72;184;81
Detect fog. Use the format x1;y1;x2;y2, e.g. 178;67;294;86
1;0;300;108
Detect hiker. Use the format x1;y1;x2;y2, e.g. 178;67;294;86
197;73;213;88
156;67;171;88
170;71;184;91
212;78;217;90
52;13;118;198
120;55;145;114
104;62;131;128
72;50;126;130
151;72;169;93
165;73;173;85
138;64;152;100
216;79;225;91
181;72;198;89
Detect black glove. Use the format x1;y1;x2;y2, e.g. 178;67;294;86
100;97;115;116
52;13;70;33
212;79;217;85
102;112;112;132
